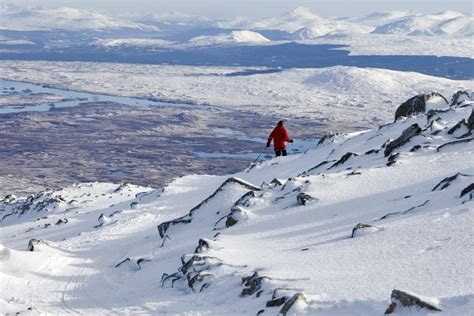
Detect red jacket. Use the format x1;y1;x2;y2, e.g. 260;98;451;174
268;125;292;150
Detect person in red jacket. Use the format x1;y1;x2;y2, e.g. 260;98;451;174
266;120;293;157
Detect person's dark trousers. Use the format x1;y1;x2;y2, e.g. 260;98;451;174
275;149;287;157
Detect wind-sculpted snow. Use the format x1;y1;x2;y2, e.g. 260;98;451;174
0;91;473;314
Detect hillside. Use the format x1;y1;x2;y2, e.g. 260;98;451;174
1;90;473;314
372;11;473;36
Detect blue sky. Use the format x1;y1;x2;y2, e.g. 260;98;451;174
7;0;473;17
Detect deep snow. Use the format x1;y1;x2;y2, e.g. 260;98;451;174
1;90;473;315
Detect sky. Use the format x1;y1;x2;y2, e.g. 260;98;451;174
5;0;473;18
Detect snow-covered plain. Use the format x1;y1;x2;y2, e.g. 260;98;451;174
0;61;472;126
1;91;473;315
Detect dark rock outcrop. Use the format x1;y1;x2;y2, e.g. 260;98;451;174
394;93;447;121
460;183;474;198
296;193;317;206
194;239;210;253
279;292;307;315
240;272;271;297
351;223;374;238
157;177;260;243
328;152;358;169
432;173;469;191
436;138;474;152
385;290;441;314
468;110;474;131
384;124;422;157
266;296;288;307
450;90;471;106
28;239;48;251
55;218;68;225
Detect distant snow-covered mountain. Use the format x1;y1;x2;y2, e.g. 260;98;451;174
0;4;159;31
372;11;473;36
339;11;412;26
219;6;372;36
187;30;271;46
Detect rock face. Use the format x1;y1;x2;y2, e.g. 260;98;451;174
28;239;48;251
394;93;447;121
468;110;474;131
385;290;441;314
351;223;375;238
384;124;422;157
240;272;271;297
296;192;316;206
450;90;471;106
279;292;307;315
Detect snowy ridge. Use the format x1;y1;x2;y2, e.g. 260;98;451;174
0;5;159;31
1;91;473;314
187;30;271;46
372;11;473;36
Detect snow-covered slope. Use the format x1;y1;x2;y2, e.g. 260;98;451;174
340;11;411;27
218;7;371;35
1;91;473;314
0;4;158;31
188;30;271;46
373;11;473;36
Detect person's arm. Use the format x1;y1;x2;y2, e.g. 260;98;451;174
283;128;293;143
267;130;274;147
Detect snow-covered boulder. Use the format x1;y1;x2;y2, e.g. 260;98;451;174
394;92;448;121
385;290;441;314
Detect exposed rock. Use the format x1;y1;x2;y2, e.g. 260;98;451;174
225;215;238;228
468;110;474;131
296;192;317;206
194;238;210;253
447;119;467;135
157;217;192;239
187;271;213;292
279;292;307;315
300;160;332;176
437;138;473;152
410;144;422;152
157;177;260;242
328;152;358;169
386;153;400;166
160;272;182;288
450;90;471;106
364;149;380;155
241;272;271;297
460;183;474;198
266;296;287;307
351;223;377;238
55;218;68;225
432;173;469;191
317;132;336;145
270;178;284;186
114;183;131;193
136;258;151;269
115;257;131;268
384;124;422;157
385;290;441;314
394;93;447;121
130;201;139;209
28;238;48;251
